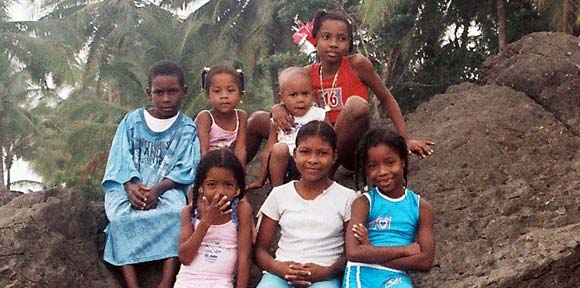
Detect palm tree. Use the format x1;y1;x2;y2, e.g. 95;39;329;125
358;0;429;86
1;0;331;195
533;0;579;33
0;52;39;192
0;0;16;22
497;0;507;50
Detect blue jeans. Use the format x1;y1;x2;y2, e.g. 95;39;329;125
257;272;341;288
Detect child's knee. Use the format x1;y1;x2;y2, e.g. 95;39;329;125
256;272;291;288
344;96;369;118
270;143;290;159
247;111;270;133
309;278;342;288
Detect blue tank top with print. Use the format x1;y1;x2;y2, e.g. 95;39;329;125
365;187;420;247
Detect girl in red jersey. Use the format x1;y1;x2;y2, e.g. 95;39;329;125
247;10;433;176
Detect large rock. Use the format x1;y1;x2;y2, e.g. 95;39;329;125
0;188;120;288
481;32;580;133
406;82;580;287
0;190;23;206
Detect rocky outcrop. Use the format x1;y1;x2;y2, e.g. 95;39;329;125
0;190;22;206
0;188;120;288
481;32;580;134
407;82;580;287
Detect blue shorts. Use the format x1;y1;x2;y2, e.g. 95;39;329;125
257;272;341;288
342;264;413;288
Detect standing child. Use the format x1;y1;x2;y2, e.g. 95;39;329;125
255;121;357;288
258;9;433;173
102;61;200;288
247;67;327;189
196;65;248;167
343;128;435;288
174;149;253;288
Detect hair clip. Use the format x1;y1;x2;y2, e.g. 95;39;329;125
201;67;211;89
236;68;246;95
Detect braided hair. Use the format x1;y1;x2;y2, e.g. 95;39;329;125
201;65;245;95
295;120;337;151
189;149;246;212
312;9;354;53
354;128;409;192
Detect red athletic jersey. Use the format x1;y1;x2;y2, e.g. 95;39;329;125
310;56;369;123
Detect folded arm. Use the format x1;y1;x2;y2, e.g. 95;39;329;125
382;199;435;271
346;196;419;263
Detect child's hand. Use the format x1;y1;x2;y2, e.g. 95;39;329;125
198;194;231;226
143;186;162;210
125;182;150;210
271;104;295;133
352;223;370;245
408;139;434;158
275;261;311;286
302;263;333;282
406;242;421;256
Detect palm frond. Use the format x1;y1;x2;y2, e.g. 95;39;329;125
57;97;128;123
359;0;410;27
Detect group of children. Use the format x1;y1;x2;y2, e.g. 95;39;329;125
102;9;435;288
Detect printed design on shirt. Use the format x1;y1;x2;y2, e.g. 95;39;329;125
368;216;392;230
383;277;402;288
318;87;343;110
203;240;224;263
133;136;173;170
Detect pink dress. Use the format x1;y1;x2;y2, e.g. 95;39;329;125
174;220;238;288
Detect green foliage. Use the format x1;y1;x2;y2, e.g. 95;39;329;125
0;51;40;191
533;0;580;33
1;0;568;197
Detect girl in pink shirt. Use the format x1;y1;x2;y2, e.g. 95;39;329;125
196;65;248;167
175;149;253;288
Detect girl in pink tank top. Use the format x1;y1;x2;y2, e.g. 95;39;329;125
196;65;249;167
175;150;253;288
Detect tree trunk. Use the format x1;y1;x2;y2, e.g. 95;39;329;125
497;0;507;51
461;18;470;51
0;122;6;191
0;148;5;192
270;66;279;104
383;47;401;87
562;0;570;33
5;146;12;192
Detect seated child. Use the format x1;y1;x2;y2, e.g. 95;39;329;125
195;65;248;167
102;61;200;288
174;149;253;288
254;121;356;288
246;67;327;189
343;128;435;288
253;10;433;176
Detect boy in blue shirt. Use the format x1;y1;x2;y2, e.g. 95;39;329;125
102;61;200;288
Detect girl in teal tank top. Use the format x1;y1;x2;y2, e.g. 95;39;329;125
343;128;435;288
